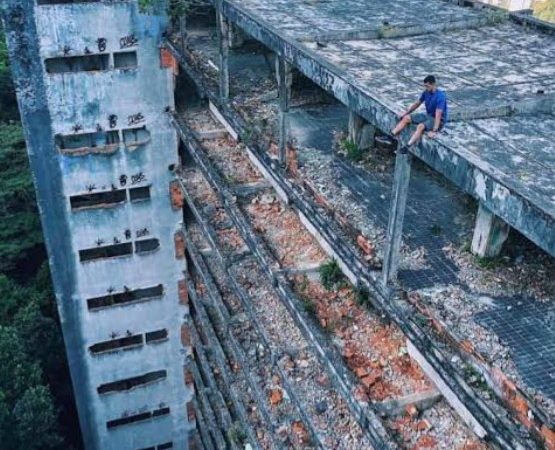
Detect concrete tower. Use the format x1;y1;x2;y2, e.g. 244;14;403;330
1;1;192;449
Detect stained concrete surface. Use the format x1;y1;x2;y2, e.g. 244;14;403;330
288;101;555;403
181;0;555;421
223;0;555;258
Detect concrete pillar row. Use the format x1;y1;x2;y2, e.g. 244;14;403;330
228;22;248;49
471;203;510;258
382;145;413;286
277;56;293;166
348;110;376;151
216;0;230;101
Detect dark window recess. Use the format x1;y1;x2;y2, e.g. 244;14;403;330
158;443;173;450
45;54;109;74
106;411;152;429
145;329;168;344
107;406;170;430
79;242;133;262
89;334;143;355
123;127;150;148
114;51;138;69
97;370;167;395
137;445;173;450
135;238;160;254
129;186;151;202
152;407;171;418
56;130;119;153
38;0;101;4
87;284;164;310
70;189;126;210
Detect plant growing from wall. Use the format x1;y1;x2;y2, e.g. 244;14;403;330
340;139;364;162
319;259;345;291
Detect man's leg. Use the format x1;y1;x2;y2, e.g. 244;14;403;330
408;123;426;146
391;115;411;136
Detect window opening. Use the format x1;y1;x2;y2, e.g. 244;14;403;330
123;126;151;149
87;284;163;310
97;370;167;395
56;130;119;155
135;238;160;254
145;329;168;344
79;242;133;262
106;411;151;429
107;406;170;430
158;443;173;450
45;54;109;74
89;334;143;355
114;51;138;69
129;186;151;202
70;189;126;210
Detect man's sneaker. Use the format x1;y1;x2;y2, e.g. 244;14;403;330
375;135;395;146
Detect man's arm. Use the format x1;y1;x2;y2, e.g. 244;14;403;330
433;109;443;131
400;100;422;118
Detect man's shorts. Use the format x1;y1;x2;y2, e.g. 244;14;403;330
411;113;444;131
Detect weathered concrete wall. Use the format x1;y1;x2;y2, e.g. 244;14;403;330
2;1;191;449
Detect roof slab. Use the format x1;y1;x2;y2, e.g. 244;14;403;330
219;0;555;256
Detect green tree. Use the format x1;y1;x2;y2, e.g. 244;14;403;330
0;123;43;275
535;0;555;22
0;326;42;405
0;24;19;122
13;386;64;450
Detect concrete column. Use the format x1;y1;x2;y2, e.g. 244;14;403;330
216;1;230;101
382;146;412;286
277;56;292;166
228;22;247;49
179;15;187;52
471;203;510;258
348;110;376;151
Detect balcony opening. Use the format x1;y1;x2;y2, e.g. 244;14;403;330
137;444;173;450
89;334;143;355
152;407;171;418
145;329;168;344
87;284;164;310
158;444;173;450
129;186;151;202
97;370;167;395
135;238;160;254
45;54;109;74
70;189;126;210
106;411;151;429
56;130;119;155
107;406;170;429
38;0;101;4
123;126;151;149
79;242;133;262
114;51;138;69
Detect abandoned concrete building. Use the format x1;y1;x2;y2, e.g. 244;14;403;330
1;0;554;449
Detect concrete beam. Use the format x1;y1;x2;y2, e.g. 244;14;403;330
194;129;229;140
375;389;442;417
230;180;271;197
382;146;412;286
449;94;555;122
217;2;555;257
276;56;292;166
297;16;491;42
407;341;488;440
216;0;230;101
471;203;510;258
348;111;375;151
228;22;248;49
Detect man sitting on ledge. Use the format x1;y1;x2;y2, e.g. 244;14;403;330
391;74;448;148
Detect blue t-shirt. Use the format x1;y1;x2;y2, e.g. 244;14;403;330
419;89;448;122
